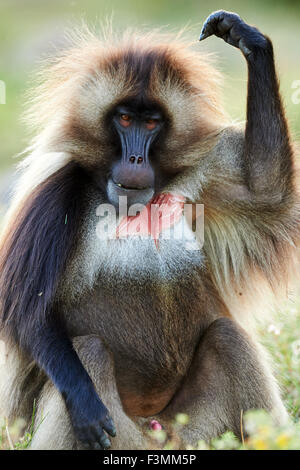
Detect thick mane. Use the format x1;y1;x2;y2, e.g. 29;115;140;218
21;28;227;175
0;161;89;347
2;27;228;241
25;28;226;135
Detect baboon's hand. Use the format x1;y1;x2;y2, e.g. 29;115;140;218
199;10;269;58
66;390;116;450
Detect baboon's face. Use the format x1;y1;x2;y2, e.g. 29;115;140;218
47;41;225;204
105;96;166;207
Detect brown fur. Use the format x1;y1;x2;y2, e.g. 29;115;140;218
0;21;299;449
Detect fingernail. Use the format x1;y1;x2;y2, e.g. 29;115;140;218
107;421;116;436
104;439;111;449
101;436;111;448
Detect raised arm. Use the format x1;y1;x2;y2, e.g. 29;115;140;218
200;10;293;199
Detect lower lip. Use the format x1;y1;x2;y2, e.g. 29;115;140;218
112;181;149;192
107;178;155;207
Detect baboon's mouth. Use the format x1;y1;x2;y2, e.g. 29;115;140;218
113;181;149;191
107;178;155;208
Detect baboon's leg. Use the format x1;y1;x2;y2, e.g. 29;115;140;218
158;317;288;445
28;380;75;450
0;339;46;425
29;335;148;450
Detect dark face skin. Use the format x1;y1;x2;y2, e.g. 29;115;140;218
107;102;164;208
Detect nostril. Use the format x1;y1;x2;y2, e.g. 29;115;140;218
129;156;136;163
137;157;143;164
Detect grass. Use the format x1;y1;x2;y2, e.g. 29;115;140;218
262;305;300;420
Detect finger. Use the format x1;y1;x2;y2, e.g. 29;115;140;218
199;30;211;41
93;425;111;449
103;416;117;437
199;11;224;41
199;20;215;41
100;436;111;450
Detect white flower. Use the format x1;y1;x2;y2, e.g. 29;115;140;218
267;324;281;335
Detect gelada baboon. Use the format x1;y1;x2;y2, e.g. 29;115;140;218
0;10;299;450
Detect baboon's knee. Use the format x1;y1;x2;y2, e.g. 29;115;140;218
202;317;260;367
30;336;148;450
202;317;287;427
30;381;75;450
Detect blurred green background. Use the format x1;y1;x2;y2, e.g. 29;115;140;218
0;0;300;173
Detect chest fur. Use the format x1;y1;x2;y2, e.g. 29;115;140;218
62;197;205;298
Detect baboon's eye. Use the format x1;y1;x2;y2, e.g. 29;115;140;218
146;119;158;131
120;114;132;128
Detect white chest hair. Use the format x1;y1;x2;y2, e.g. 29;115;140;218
62;206;205;301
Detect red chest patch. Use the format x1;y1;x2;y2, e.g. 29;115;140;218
116;193;186;245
